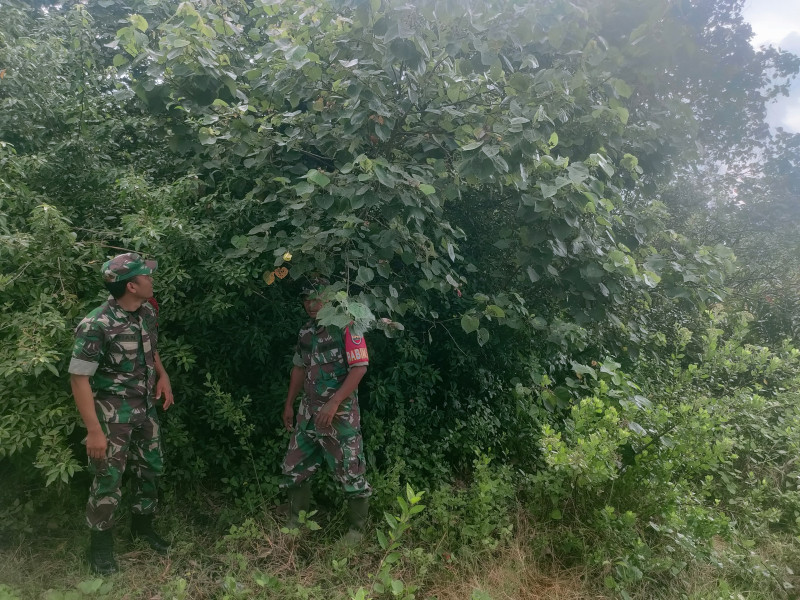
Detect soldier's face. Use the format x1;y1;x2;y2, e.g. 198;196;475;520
128;274;154;300
304;297;324;319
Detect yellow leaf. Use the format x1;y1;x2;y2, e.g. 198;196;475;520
264;271;276;285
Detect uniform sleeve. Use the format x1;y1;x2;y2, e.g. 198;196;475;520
68;318;105;376
292;332;304;368
142;300;159;351
344;327;369;367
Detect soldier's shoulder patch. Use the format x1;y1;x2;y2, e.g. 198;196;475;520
345;326;368;366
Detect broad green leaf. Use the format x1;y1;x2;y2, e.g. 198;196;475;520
357;266;374;284
461;140;484;151
461;313;480;334
315;195;334;210
373;165;395;188
198;129;216;145
419;184;435;195
294;182;315;196
306;169;331;187
628;421;646;436
570;361;597;380
376;529;388;549
130;14;148;32
77;579;104;594
539;182;557;199
612;78;634;98
349;302;375;322
446;82;462;103
485;305;505;318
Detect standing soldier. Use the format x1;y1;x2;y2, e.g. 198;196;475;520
281;279;371;542
68;253;174;574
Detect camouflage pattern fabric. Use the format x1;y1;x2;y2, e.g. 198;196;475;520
68;297;158;423
86;411;163;531
102;252;157;283
282;322;371;498
293;322;351;401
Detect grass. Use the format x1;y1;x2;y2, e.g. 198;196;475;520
0;500;607;600
1;500;797;600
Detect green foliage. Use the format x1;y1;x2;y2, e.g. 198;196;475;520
524;310;800;595
423;455;515;553
1;0;800;596
41;578;114;600
354;484;426;600
0;585;21;600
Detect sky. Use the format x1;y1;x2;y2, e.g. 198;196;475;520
742;0;800;133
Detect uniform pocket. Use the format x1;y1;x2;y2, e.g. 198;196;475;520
109;333;140;371
89;456;109;477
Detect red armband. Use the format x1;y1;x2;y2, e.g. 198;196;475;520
344;327;369;366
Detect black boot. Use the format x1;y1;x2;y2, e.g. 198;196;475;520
343;496;369;544
89;529;118;575
286;481;312;530
131;513;170;553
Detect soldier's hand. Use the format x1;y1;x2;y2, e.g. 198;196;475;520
156;375;174;410
315;399;339;429
283;404;295;431
86;430;108;460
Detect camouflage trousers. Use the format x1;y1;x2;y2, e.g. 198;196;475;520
281;397;371;498
86;414;163;531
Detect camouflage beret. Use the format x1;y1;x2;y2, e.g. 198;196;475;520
102;252;157;283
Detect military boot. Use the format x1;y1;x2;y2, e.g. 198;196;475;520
131;513;171;554
88;529;118;575
286;481;312;530
343;496;369;544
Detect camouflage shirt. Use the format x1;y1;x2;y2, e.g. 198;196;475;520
68;297;158;423
293;323;369;405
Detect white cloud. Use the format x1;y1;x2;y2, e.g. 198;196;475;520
743;0;800;48
742;1;800;133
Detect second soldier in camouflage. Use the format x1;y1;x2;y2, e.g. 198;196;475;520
281;279;371;541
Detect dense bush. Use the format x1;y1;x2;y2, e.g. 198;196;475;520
1;0;799;596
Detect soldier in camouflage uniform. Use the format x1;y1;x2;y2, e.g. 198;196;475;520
281;279;371;541
68;253;174;575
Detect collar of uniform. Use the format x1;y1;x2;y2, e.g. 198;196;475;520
107;295;144;319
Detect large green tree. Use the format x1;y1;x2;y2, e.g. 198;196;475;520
1;0;797;512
